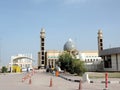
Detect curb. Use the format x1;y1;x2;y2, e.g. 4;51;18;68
59;74;80;83
59;74;120;84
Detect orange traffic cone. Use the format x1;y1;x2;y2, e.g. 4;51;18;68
29;78;32;85
49;78;53;87
79;80;82;90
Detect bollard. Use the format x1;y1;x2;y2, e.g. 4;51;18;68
103;72;108;90
29;78;32;84
79;80;82;90
49;78;53;87
105;72;108;88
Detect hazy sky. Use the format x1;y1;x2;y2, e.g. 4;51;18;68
0;0;120;65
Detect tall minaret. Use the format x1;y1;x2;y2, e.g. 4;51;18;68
40;28;46;68
98;29;103;56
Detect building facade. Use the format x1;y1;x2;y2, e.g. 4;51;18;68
38;49;102;71
100;47;120;71
80;51;103;71
45;50;62;68
38;50;62;69
98;30;120;71
10;54;33;72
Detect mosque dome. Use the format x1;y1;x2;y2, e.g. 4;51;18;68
64;38;76;51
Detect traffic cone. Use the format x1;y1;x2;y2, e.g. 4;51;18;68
79;80;82;90
29;78;32;85
49;78;52;87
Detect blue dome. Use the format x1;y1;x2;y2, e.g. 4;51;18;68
64;39;76;51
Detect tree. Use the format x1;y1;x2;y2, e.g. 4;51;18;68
58;51;86;75
58;51;72;71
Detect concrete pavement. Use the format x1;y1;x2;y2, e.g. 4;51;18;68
0;70;120;90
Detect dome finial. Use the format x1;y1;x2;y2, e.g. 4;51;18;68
41;28;45;32
98;29;102;34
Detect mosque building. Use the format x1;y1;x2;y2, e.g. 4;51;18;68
38;28;102;71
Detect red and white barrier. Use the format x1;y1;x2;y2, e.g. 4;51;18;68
22;69;35;84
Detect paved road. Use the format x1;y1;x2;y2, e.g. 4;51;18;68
0;70;120;90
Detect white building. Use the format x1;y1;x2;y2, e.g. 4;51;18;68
79;51;102;71
10;54;33;72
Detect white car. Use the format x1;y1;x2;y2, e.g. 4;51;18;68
22;68;27;72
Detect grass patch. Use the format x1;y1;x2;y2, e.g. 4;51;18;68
108;73;120;78
88;72;120;78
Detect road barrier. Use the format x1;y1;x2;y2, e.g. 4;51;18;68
22;73;30;82
21;69;35;84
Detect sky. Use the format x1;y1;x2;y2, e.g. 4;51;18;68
0;0;120;66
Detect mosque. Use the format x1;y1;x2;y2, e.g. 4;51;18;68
38;28;101;71
38;28;120;71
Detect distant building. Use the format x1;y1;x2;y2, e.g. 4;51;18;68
9;54;33;72
98;30;120;71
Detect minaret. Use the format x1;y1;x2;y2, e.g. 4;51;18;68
98;29;103;56
40;28;46;68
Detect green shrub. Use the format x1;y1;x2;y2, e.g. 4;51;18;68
1;66;8;73
73;60;86;75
